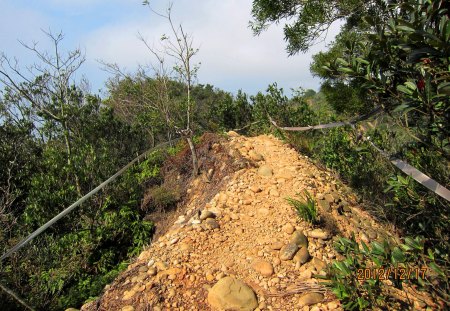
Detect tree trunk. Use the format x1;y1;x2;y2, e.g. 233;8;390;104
63;124;82;197
186;136;198;176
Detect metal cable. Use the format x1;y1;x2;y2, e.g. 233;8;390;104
269;114;450;202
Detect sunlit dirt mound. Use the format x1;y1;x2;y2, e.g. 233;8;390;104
78;132;440;311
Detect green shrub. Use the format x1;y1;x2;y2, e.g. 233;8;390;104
322;234;447;310
286;191;317;224
145;185;180;212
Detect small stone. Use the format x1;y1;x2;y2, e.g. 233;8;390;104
311;257;326;272
270;189;280;197
121;306;134;311
273;258;281;267
283;223;295;234
200;210;216;221
207;277;258;311
308;229;330;240
300;269;312;279
279;243;299;261
290;231;308;248
169;237;179;245
122;290;136;300
324;194;334;204
206;272;215;282
250;186;262;193
298;292;324;307
155;261;168;271
249;150;264;161
257;208;270;216
319;200;331;212
293;247;310;265
270;241;284;250
252;260;274;277
327;301;339;310
258;166;273;177
138;266;148;273
204;218;220;230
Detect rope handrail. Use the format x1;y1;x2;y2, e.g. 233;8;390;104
269;114;450;202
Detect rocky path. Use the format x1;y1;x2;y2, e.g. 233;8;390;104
80;133;434;311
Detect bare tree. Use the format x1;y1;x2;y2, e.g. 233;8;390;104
142;2;200;176
0;30;85;196
100;57;176;148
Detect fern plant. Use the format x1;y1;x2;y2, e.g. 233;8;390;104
286;190;317;224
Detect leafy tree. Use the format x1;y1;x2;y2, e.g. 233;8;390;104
250;0;389;54
320;0;449;155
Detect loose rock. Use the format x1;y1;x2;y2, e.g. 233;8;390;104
258;166;273;177
308;229;330;240
283;223;295;234
290;231;308;248
298;292;324;307
204;218;220;230
207;277;258;311
200;210;216;221
252;260;274;277
293;247;310;265
249;150;264;161
279;243;299;261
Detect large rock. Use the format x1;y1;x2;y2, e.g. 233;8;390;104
290;231;308;248
207;277;258;311
257;165;273;177
298;292;324;307
279;243;299;261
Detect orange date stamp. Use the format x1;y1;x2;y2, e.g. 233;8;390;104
356;267;428;280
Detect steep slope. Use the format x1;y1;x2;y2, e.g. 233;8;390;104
79;132;437;311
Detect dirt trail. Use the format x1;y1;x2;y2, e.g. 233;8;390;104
80;133;436;311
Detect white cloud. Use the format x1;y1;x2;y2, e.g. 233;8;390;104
3;0;342;95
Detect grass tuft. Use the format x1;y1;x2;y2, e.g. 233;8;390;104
286;190;317;224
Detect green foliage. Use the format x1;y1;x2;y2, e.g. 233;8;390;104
324;234;448;309
286;191;317;224
145;185;180;212
250;0;386;54
321;0;449;154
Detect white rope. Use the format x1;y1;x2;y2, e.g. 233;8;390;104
270;115;450;202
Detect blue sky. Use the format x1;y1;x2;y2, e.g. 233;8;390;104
0;0;341;97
